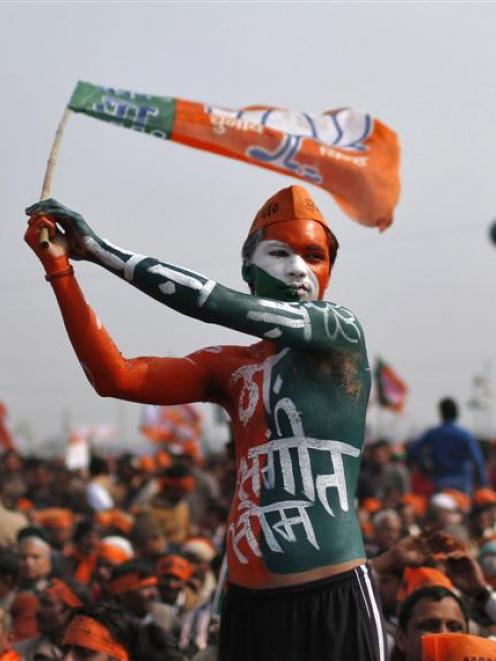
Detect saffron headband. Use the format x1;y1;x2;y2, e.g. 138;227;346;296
108;572;158;596
63;615;129;661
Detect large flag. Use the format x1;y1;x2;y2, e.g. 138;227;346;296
374;358;408;413
68;81;400;231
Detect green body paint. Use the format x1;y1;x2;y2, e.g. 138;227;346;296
250;264;305;302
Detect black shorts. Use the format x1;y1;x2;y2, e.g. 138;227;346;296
218;565;387;661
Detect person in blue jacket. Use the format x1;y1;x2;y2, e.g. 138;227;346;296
408;398;487;495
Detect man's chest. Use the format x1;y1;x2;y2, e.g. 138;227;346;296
211;342;368;442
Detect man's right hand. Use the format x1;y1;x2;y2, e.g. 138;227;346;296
24;215;71;277
25;198;97;261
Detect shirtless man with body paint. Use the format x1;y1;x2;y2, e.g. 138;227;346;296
25;186;386;661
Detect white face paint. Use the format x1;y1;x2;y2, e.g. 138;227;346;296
251;240;319;302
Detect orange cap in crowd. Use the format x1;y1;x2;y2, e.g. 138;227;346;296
156;555;194;582
401;493;428;517
96;539;133;566
183;537;217;562
108;572;158;596
16;498;34;513
138;455;156;473
96;510;134;535
181;440;202;463
155;451;172;469
441;489;471;514
35;508;74;529
45;579;82;609
473;488;496;507
249;185;330;237
361;498;382;514
422;633;496;660
63;615;128;661
397;567;456;602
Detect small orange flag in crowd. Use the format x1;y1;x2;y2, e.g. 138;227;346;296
68;82;401;231
0;402;15;450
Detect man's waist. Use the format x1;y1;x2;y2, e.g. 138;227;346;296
228;558;367;593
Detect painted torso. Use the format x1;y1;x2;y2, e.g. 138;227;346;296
188;302;370;587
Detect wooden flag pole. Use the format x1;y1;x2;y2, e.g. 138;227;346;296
39;107;73;249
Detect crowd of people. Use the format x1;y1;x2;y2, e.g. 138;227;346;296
0;397;494;660
0;436;234;660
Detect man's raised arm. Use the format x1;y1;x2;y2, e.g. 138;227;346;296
26;199;365;355
24;214;215;405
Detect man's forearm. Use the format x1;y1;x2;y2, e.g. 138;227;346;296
48;269;212;404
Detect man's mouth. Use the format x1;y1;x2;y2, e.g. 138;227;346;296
284;282;310;294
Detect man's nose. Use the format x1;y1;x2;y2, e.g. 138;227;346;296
285;254;306;278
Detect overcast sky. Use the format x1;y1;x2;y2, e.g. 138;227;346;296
2;1;495;450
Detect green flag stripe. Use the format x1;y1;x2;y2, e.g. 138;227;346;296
68;81;176;139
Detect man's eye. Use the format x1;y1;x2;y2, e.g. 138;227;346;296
447;622;465;632
306;253;324;262
417;619;441;633
269;250;288;257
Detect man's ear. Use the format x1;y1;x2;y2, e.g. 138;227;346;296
242;263;254;288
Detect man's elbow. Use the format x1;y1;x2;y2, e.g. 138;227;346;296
93;378;133;399
81;365;132;399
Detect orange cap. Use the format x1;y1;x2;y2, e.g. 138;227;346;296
183;537;217;562
63;615;128;661
401;493;428;517
138;455;156;473
422;633;496;660
35;508;74;529
108;572;158;596
249;185;329;236
155;450;172;469
442;489;471;514
473;488;496;506
361;498;382;514
16;498;34;512
397;566;455;602
96;510;134;535
96;540;133;566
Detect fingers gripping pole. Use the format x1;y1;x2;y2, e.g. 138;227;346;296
39;107;72;249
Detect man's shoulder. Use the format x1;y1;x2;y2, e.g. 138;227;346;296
445;422;477;441
190;341;267;362
308;299;366;346
427;422;475;442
